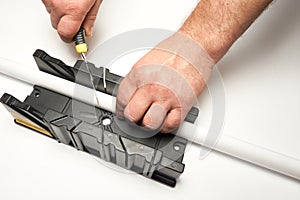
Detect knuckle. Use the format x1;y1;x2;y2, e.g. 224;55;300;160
65;1;89;16
49;0;61;11
42;0;50;9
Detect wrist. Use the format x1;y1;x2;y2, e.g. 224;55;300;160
178;25;232;63
156;32;215;84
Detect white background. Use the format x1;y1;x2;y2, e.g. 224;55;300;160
0;0;299;199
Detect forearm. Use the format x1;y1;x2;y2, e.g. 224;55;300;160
179;0;273;62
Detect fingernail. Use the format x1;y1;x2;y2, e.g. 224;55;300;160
145;104;166;130
86;27;93;37
143;115;153;129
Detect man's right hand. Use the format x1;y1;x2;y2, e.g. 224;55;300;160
42;0;102;42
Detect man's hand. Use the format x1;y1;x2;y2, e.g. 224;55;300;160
116;0;273;133
41;0;273;133
116;34;215;133
42;0;102;42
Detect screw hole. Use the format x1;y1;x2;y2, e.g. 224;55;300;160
138;145;144;151
174;145;181;151
102;116;112;126
34;92;40;98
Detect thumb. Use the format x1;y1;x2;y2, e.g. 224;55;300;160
57;14;84;43
83;0;102;37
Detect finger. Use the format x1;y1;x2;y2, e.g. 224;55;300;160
123;87;153;124
42;0;64;29
115;103;125;119
83;0;102;37
116;76;138;118
142;103;168;130
161;108;182;133
50;9;64;29
56;1;96;42
41;0;52;13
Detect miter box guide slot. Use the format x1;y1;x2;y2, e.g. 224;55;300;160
0;49;199;187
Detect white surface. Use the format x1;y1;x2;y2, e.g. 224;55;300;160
0;58;116;112
3;57;300;181
0;0;299;199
